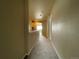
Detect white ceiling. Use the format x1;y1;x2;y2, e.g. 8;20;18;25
29;0;55;20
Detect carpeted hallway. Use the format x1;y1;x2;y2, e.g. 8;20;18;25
25;32;59;59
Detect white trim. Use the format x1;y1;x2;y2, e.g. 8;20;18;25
22;46;33;59
50;41;62;59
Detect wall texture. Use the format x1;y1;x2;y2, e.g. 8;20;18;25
50;0;79;59
0;0;26;59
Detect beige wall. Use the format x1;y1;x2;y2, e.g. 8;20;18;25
42;20;48;38
24;0;29;55
49;0;79;59
26;32;39;55
0;0;26;59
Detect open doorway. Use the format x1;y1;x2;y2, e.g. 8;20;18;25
36;22;42;31
30;20;43;32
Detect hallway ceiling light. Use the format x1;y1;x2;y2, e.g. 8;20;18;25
35;12;43;19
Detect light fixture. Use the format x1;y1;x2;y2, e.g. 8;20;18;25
35;11;43;19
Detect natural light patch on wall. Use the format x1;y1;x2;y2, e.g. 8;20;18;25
52;23;62;32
